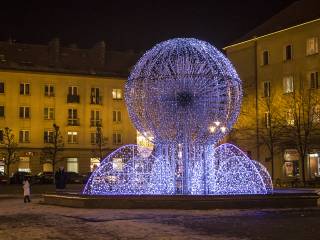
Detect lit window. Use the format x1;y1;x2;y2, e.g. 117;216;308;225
263;81;270;97
284;45;292;61
44;107;55;120
261;50;269;66
112;132;122;145
286;110;294;126
306;37;319;55
112;89;122;100
310;71;319;89
264;112;270;128
19;130;30;143
44;84;55;97
19;106;30;118
18;157;30;172
20;83;30;95
283;76;294;93
67;158;78;173
112;110;121;123
67;131;78;144
90;158;100;172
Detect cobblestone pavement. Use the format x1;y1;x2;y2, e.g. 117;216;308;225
0;197;319;240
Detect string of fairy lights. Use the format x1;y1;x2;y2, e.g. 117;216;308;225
83;38;273;196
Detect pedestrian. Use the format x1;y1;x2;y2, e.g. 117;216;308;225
55;166;67;192
22;177;31;203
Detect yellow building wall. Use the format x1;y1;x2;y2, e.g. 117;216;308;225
0;70;137;174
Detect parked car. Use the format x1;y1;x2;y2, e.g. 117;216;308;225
34;172;54;184
66;172;84;184
0;172;9;184
10;171;33;184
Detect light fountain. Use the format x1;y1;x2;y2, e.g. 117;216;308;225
83;38;273;196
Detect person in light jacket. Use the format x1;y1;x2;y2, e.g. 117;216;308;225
22;177;31;203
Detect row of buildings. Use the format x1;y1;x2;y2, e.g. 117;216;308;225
0;39;138;175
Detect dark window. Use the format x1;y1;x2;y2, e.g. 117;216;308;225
262;51;269;65
19;107;30;118
0;130;3;142
285;45;292;60
0;106;4;117
310;72;319;89
0;82;4;93
20;83;30;95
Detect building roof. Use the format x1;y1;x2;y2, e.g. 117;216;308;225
226;0;320;48
0;38;140;77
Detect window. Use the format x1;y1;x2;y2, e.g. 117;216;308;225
283;76;294;93
284;45;292;61
112;89;122;100
67;158;78;173
68;86;78;95
18;157;30;172
67;131;78;144
44;130;54;143
44;107;55;120
90;110;101;126
313;106;320;123
0;106;4;117
91;88;102;104
20;83;30;95
68;109;78;125
112;132;122;145
19;107;30;118
310;71;319;89
261;50;269;66
306;37;319;55
90;132;98;144
286;109;294;126
0;82;4;94
112;110;122;123
264;112;270;128
0;129;3;142
19;130;30;143
90;158;100;172
44;84;55;97
67;86;80;103
263;81;270;97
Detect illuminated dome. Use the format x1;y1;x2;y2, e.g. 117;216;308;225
125;38;242;145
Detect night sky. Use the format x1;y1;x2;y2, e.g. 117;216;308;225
0;0;297;51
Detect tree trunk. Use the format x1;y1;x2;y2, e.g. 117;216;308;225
6;163;10;184
300;153;306;185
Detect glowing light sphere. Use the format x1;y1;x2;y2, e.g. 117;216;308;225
125;38;242;145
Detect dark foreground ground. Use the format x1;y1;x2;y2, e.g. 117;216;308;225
0;195;320;240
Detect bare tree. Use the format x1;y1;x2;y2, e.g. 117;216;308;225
281;86;320;184
41;124;64;175
0;127;19;178
92;122;107;164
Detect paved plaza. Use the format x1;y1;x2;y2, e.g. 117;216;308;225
0;196;320;240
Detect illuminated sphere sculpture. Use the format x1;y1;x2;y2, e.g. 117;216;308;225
83;38;273;196
125;38;242;145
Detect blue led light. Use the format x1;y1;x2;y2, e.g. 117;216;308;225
83;38;273;196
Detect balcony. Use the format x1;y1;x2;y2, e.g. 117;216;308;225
67;118;80;126
90;96;103;105
90;119;102;127
67;94;80;103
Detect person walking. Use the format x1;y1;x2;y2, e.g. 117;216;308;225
22;177;31;203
